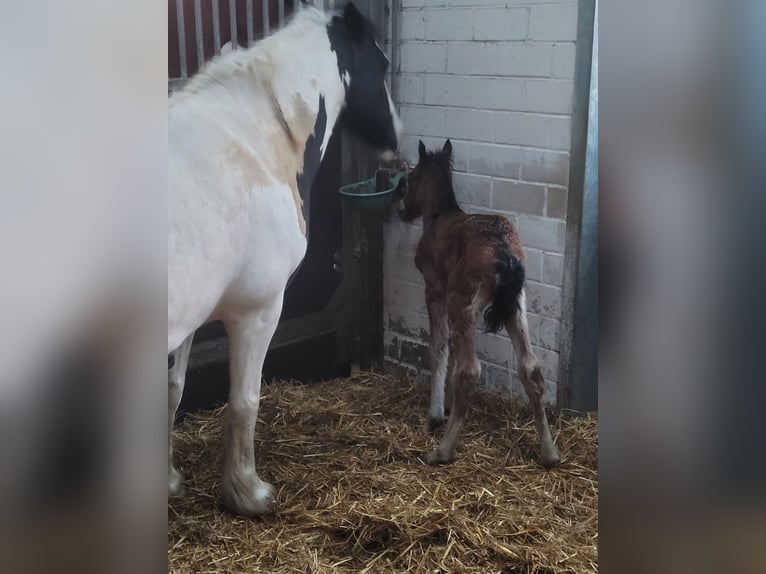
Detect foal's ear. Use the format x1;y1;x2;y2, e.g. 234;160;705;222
418;140;427;159
343;3;366;43
442;139;452;158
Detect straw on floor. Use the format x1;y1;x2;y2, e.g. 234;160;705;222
168;372;598;574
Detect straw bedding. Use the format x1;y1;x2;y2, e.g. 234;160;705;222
168;372;598;573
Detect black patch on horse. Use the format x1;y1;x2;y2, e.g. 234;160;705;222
295;94;327;240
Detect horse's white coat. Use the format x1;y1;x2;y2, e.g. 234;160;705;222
168;7;401;516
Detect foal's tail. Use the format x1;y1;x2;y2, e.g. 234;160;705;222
483;245;526;334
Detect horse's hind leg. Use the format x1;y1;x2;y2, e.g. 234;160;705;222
169;333;194;496
426;294;480;465
220;295;283;516
425;290;449;433
507;290;560;468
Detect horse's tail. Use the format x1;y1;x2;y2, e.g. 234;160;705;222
483;244;525;334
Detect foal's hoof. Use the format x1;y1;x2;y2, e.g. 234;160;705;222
425;448;454;466
222;479;277;517
168;468;185;497
424;416;445;434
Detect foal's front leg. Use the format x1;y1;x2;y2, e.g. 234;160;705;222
425;293;449;433
221;296;283;516
426;296;480;465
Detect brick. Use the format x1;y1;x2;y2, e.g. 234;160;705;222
471;78;524;111
525;79;574;114
543;252;564;286
494;112;548;147
384;279;426;311
482;363;512;395
452;172;493;208
546;187;568;219
400;105;446;138
425;8;473;41
402;0;445;7
532;345;559;381
384;331;400;361
525;312;541;346
444;108;495;142
387;305;423;339
526;281;562;319
517;215;566;252
446;42;498;75
467;142;520;177
399;11;426;40
398;75;425;104
424;75;473;107
473;8;527;41
523;248;544;282
475;330;512;367
548;115;572;150
521;149;570;186
552;43;577;78
383;219;422;253
493;179;545;216
528;4;578;41
537;316;560;351
399;42;447;73
496;43;553;77
384;249;424;285
400;338;431;369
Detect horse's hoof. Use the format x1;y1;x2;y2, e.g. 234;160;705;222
168;468;185;497
222;479;277;517
424;416;444;434
425;448;454;466
540;449;561;470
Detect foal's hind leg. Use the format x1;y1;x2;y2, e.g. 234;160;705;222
220;295;283;516
507;291;560;468
168;333;194;496
425;292;449;433
426;295;480;465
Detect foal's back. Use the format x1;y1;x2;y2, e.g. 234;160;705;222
417;211;526;287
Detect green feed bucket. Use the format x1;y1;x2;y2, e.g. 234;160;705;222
339;171;406;213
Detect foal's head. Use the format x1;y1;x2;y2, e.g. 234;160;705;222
398;139;459;223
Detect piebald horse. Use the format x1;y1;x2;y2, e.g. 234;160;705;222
168;4;402;516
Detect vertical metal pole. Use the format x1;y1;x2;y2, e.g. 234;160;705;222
193;0;204;68
246;0;254;45
279;0;285;27
212;0;221;55
229;0;238;50
175;0;187;77
263;0;270;35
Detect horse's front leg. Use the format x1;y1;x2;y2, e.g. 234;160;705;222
220;295;283;516
425;289;449;433
168;333;194;496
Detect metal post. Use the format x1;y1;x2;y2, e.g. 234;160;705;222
175;0;187;77
193;0;204;68
263;0;270;35
246;0;254;45
229;0;238;49
212;0;221;55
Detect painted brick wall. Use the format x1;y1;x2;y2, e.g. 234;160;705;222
383;0;578;405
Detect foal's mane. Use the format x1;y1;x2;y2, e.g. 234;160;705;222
170;6;332;105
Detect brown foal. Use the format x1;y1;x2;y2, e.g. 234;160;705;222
398;139;560;468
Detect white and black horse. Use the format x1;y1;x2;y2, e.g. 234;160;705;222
168;3;402;516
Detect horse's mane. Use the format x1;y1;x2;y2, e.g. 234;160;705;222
170;6;334;106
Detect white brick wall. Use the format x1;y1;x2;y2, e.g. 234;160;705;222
383;1;578;406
